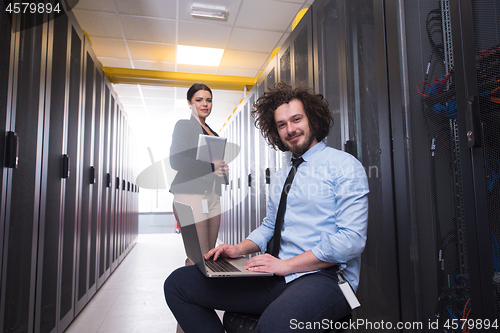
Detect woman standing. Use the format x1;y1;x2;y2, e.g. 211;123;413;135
169;83;228;259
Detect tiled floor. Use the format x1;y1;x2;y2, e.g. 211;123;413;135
65;233;185;333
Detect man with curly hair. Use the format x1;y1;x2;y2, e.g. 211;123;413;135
165;82;369;333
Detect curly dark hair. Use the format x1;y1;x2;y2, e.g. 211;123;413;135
251;82;333;151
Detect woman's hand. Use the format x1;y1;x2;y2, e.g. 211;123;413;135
213;160;229;177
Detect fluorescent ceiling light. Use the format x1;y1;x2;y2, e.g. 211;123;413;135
191;4;228;19
177;45;224;67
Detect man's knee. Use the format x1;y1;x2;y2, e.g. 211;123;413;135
164;266;191;304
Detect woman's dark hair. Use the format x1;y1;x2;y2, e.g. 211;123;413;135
252;82;333;151
187;83;212;102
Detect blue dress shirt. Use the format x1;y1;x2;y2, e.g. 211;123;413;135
247;141;369;291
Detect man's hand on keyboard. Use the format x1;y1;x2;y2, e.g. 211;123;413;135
204;244;241;261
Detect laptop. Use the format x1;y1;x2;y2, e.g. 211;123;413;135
174;201;273;277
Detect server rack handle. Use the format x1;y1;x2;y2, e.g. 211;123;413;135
5;131;19;168
62;154;70;179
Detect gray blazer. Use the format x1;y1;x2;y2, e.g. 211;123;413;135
169;116;225;195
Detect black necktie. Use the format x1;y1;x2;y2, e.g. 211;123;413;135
268;157;304;257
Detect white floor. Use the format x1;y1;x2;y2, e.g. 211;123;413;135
65;233;185;333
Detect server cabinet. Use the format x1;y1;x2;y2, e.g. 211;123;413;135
313;0;343;150
311;1;402;329
222;120;230;245
0;0;12;263
98;81;113;287
344;0;402;328
451;0;500;324
235;113;241;245
247;93;259;233
278;39;292;86
239;107;246;243
75;37;101;315
223;121;231;245
278;8;314;88
1;12;49;333
259;58;277;227
36;11;70;333
107;96;117;273
293;8;314;89
113;110;122;266
1;5;137;332
232;116;237;245
89;66;103;297
385;0;500;329
59;22;84;329
117;112;123;262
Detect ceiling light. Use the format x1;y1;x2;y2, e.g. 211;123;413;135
177;45;224;67
190;4;228;19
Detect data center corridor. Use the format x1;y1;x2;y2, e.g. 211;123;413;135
65;232;183;333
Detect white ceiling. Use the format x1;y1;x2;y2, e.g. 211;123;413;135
72;0;313;170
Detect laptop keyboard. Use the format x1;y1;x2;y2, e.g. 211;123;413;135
205;259;241;272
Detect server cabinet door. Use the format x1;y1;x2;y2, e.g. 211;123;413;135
451;0;500;324
248;94;259;233
36;12;70;333
277;7;313;88
386;0;495;328
57;24;83;326
75;48;96;315
107;97;117;272
89;68;103;295
278;41;292;85
292;8;314;88
313;0;343;150
236;113;242;244
332;0;401;328
1;12;47;333
0;0;14;301
0;0;12;241
98;83;112;287
242;102;250;240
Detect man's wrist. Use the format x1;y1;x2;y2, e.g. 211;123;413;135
234;243;244;256
281;258;293;276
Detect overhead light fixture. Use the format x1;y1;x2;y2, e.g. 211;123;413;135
190;4;228;19
177;45;224;66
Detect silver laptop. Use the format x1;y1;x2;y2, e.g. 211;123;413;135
174;201;273;277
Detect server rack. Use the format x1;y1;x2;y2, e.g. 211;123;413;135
97;80;113;289
386;0;500;330
257;57;278;228
1;4;139;332
0;1;12;299
451;0;499;324
217;0;500;330
309;1;402;329
2;11;49;333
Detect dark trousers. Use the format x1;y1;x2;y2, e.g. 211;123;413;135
164;265;351;333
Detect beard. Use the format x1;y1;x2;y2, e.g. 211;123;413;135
284;131;316;157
